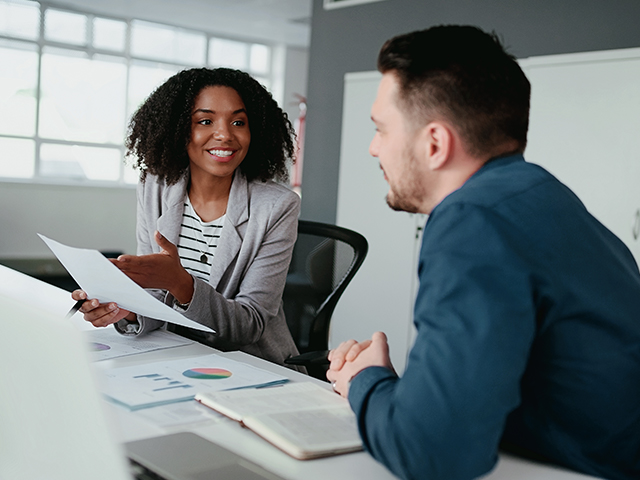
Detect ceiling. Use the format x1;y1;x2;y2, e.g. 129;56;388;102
50;0;313;47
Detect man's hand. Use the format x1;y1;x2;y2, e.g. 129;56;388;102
326;331;394;398
112;231;194;304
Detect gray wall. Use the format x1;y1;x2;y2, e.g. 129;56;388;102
301;0;640;223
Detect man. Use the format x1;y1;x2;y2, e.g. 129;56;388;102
327;25;640;480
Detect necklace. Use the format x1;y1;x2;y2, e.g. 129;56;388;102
195;221;223;264
184;197;225;264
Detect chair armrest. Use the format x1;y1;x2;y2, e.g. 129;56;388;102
284;350;330;366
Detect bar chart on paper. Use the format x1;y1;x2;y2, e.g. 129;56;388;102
100;353;288;410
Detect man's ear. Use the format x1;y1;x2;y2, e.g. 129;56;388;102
423;121;453;170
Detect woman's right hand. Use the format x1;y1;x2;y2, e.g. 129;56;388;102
71;290;135;327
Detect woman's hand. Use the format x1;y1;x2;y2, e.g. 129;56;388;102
70;289;134;327
112;231;194;304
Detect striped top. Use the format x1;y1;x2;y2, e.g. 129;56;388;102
177;196;225;282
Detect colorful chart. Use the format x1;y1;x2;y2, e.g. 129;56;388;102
91;342;111;351
182;367;232;380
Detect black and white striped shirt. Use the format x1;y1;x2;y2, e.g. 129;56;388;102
177;197;225;282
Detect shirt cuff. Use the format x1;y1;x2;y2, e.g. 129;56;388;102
348;366;397;417
114;318;140;336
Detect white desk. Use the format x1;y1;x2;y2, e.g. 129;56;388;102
0;264;598;480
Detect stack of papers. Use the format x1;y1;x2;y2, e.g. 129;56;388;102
100;353;288;410
84;328;194;362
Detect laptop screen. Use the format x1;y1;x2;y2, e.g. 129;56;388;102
0;292;132;480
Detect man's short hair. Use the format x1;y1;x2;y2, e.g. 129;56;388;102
378;25;531;158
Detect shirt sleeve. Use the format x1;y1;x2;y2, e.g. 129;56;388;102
348;202;537;480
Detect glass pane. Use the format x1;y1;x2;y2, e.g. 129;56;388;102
39;48;127;144
208;38;248;70
127;62;180;119
94;17;126;52
44;9;87;46
0;0;40;40
0;41;38;136
250;44;270;75
40;143;120;181
0;137;35;178
131;20;205;65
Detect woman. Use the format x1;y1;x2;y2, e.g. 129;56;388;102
72;68;301;366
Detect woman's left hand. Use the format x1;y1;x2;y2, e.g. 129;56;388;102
112;231;194;304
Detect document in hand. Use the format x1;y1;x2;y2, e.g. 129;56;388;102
38;234;213;333
195;382;363;460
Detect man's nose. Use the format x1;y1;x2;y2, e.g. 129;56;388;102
369;134;379;157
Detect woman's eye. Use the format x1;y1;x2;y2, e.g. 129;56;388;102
232;120;246;126
197;119;212;125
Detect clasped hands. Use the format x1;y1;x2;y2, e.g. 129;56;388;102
326;331;395;398
71;231;194;328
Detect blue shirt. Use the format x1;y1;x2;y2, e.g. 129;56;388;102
349;154;640;480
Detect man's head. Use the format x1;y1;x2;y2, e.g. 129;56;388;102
378;25;530;159
370;25;531;214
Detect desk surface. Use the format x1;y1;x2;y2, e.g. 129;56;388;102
0;264;597;480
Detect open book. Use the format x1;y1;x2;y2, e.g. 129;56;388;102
194;382;363;460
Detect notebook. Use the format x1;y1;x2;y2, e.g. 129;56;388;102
0;291;285;480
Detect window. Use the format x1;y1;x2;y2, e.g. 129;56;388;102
0;0;274;186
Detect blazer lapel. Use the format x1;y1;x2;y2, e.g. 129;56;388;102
156;175;188;250
209;172;249;287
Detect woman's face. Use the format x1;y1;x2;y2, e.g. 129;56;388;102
187;85;251;181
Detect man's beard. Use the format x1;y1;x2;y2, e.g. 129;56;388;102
385;192;420;213
384;147;424;214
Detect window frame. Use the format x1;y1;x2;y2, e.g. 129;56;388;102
0;0;275;188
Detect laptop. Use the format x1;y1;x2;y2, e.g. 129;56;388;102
0;292;285;480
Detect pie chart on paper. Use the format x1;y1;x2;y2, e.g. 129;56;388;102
182;367;232;379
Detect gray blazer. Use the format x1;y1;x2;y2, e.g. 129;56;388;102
123;170;301;367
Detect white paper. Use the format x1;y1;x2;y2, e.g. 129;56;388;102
84;328;194;361
133;401;224;429
100;353;289;410
38;234;214;333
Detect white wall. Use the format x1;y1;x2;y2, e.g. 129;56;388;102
0;182;137;259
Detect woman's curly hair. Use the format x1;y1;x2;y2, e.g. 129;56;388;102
125;67;296;185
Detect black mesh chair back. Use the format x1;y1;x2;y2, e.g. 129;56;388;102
283;220;368;380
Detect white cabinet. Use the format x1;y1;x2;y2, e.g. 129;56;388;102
520;47;640;264
331;49;640;373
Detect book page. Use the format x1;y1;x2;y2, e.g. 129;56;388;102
196;382;346;418
195;382;362;459
243;407;362;459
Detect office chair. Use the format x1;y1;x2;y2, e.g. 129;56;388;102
283;220;368;380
